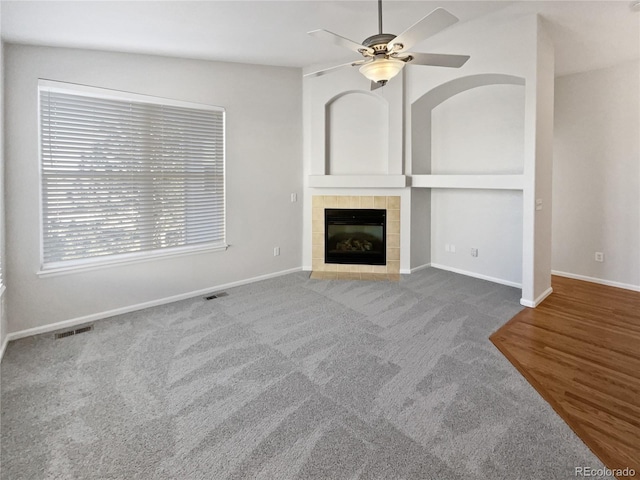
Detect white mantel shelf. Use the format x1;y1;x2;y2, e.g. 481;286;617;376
308;174;523;190
308;175;408;189
411;174;524;190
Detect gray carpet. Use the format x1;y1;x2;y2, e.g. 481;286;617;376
1;269;612;479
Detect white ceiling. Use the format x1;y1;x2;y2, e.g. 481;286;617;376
1;1;638;77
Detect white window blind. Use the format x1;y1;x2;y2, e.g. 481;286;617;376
39;81;225;271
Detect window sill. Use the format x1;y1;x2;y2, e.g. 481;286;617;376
37;243;229;278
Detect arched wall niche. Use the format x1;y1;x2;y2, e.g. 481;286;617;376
411;74;526;175
325;90;389;175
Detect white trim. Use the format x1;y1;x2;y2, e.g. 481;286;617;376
430;263;522;288
0;336;8;363
520;286;553;308
307;175;407;189
552;270;640;292
409;263;431;274
5;267;302;343
38;243;229;278
411;174;524;190
38;79;225;112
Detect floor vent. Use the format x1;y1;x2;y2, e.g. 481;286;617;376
55;325;93;339
204;292;228;300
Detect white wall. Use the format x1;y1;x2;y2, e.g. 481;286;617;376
553;60;640;289
431;189;523;286
410;188;430;269
423;82;526;285
0;8;6;453
526;19;555;305
5;44;303;333
0;33;6;353
327;92;388;175
406;12;551;297
304;66;404;177
431;84;525;175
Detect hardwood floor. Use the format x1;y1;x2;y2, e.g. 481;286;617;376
491;276;640;480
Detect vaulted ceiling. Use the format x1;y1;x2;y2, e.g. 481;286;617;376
1;1;638;77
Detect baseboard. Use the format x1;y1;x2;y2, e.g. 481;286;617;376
552;270;640;292
409;263;431;274
520;286;553;308
0;336;9;363
4;267;302;344
430;263;522;288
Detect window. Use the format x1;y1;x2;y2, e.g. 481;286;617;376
39;80;225;273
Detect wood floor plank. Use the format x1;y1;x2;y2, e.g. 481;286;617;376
490;276;640;479
501;341;640;416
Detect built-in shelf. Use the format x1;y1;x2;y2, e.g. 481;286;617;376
308;175;407;189
307;174;523;190
411;174;524;190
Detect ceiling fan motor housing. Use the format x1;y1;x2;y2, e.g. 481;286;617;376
362;33;398;54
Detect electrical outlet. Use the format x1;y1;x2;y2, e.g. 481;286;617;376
450;244;456;253
595;252;604;262
273;247;280;256
471;248;478;257
290;193;297;202
445;243;450;252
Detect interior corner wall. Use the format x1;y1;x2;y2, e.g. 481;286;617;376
553;59;640;289
4;44;303;334
410;188;430;270
406;11;539;291
530;18;555;302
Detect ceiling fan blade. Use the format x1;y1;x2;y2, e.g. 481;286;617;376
304;59;370;78
308;29;374;56
370;81;384;91
387;8;459;53
403;52;470;68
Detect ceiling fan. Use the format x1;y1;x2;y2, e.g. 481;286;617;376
306;0;470;90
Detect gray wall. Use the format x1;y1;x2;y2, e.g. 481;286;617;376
5;44;303;333
553;60;640;289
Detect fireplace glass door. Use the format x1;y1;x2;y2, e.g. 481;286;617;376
325;209;386;265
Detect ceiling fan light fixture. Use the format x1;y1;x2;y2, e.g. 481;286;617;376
359;57;405;84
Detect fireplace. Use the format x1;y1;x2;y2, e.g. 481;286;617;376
311;195;399;275
325;209;386;265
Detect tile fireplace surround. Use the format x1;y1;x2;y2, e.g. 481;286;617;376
312;195;400;279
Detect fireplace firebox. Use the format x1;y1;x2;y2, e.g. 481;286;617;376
325;209;386;265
